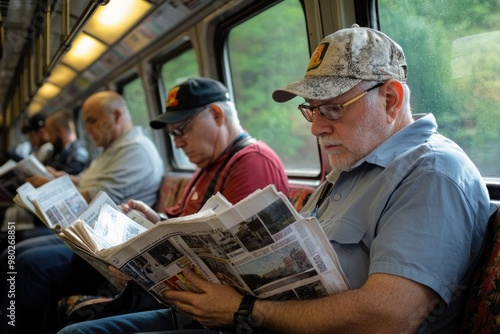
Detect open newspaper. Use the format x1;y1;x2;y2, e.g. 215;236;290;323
0;155;53;200
60;185;349;304
13;175;154;289
14;175;153;232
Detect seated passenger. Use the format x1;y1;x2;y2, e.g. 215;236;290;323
58;25;496;334
22;112;54;164
43;110;89;175
0;91;164;334
26;92;164;205
2;110;90;241
4;113;53;163
2;79;288;334
125;77;289;220
1;111;87;234
57;77;289;327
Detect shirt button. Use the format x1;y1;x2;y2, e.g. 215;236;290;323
333;193;341;201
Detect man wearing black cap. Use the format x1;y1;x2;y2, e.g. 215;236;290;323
25;78;288;333
61;77;289;318
59;26;494;334
21;113;54;164
123;77;289;220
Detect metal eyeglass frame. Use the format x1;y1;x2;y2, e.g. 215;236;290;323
298;82;384;122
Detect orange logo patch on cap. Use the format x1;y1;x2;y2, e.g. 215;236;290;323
166;86;180;108
307;42;329;71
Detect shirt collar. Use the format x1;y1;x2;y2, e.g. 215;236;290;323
339;113;437;172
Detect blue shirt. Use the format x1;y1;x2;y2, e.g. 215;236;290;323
49;139;89;175
301;114;496;333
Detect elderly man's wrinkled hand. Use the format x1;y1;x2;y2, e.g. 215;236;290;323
48;167;67;178
162;267;243;328
120;199;161;223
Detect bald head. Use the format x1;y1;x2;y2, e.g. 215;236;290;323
83;91;131;119
82;91;133;148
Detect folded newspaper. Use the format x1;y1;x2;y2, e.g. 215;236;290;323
59;185;349;304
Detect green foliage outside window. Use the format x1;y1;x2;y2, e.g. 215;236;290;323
160;49;199;170
161;49;199;94
122;78;153;140
227;0;320;176
379;0;500;177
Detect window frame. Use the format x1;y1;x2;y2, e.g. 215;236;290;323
213;0;324;180
149;42;199;171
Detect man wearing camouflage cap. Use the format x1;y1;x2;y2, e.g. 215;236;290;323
59;25;495;334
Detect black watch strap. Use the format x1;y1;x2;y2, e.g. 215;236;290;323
234;294;258;334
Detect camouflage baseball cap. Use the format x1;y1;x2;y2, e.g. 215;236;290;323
272;24;407;102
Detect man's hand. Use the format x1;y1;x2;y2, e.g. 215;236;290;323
25;175;51;187
120;199;161;223
162;267;243;328
47;166;68;178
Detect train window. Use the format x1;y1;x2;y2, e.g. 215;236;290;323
120;76;153;140
379;0;500;178
160;48;199;93
159;48;199;170
226;0;320;177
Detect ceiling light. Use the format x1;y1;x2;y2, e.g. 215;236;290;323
47;64;77;87
84;0;152;44
27;101;44;116
37;82;61;101
61;33;107;71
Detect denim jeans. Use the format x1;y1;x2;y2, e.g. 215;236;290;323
57;309;219;334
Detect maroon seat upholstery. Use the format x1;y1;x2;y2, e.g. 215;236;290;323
459;205;500;333
153;174;191;214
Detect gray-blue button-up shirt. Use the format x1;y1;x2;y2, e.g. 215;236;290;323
301;113;496;333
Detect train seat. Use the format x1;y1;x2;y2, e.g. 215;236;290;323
288;184;315;212
153;173;316;214
459;205;500;333
153;174;191;214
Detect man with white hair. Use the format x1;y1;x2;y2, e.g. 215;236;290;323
57;77;289;329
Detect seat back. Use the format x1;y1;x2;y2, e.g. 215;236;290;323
459;205;500;333
153;174;191;214
288;185;315;212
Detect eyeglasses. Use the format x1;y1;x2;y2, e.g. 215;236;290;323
166;107;207;137
298;82;384;122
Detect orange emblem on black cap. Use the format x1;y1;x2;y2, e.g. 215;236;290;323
166;86;180;108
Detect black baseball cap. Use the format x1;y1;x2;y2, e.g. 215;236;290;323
150;77;230;129
22;113;46;133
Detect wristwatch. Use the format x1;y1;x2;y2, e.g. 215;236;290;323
234;294;258;334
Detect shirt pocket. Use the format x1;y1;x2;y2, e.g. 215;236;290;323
328;218;366;244
326;218;369;288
